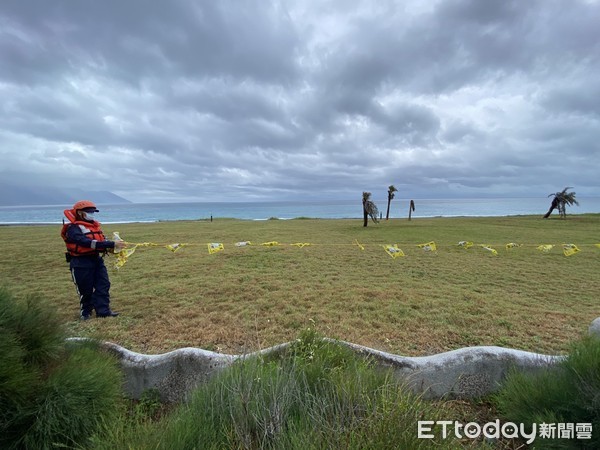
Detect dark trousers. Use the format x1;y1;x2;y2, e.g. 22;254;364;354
70;257;112;317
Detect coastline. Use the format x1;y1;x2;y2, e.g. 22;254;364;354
2;197;599;225
2;212;599;227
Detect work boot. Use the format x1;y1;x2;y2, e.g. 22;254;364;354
97;311;120;318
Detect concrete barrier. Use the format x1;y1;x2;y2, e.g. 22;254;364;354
337;341;561;399
590;317;600;338
68;317;599;403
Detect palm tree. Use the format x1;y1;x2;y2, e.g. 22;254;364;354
385;185;397;220
362;192;379;227
543;187;579;219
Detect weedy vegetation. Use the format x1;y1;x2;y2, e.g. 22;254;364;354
495;336;600;449
91;328;477;449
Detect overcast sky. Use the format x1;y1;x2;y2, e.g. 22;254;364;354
1;0;599;203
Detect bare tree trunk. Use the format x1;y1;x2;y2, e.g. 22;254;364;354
408;200;415;221
543;198;559;219
363;201;368;227
386;198;391;220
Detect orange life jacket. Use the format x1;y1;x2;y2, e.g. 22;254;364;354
61;209;107;256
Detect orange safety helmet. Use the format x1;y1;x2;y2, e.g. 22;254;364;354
72;200;99;212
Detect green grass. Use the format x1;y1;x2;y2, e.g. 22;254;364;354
0;215;598;356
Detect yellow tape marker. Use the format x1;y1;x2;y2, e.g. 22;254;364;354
291;243;311;248
166;243;186;252
208;243;224;254
480;245;498;256
505;243;522;250
458;241;473;249
417;241;437;251
383;244;405;259
354;240;365;251
537;244;554;253
562;244;580;257
261;241;280;246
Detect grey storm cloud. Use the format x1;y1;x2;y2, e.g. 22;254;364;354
0;0;599;203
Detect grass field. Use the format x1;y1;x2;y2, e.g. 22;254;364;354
0;214;598;357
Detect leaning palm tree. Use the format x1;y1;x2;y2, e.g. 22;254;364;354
543;187;579;219
385;185;397;220
362;192;379;227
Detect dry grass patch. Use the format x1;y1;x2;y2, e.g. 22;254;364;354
1;215;598;356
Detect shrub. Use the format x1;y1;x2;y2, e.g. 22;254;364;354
0;288;123;450
495;336;600;449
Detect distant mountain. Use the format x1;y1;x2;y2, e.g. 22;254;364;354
0;183;132;206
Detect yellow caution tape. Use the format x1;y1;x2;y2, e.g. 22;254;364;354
115;246;137;269
104;234;596;270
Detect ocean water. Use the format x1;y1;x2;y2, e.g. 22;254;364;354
1;197;599;225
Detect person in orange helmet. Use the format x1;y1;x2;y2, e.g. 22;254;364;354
61;200;126;320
